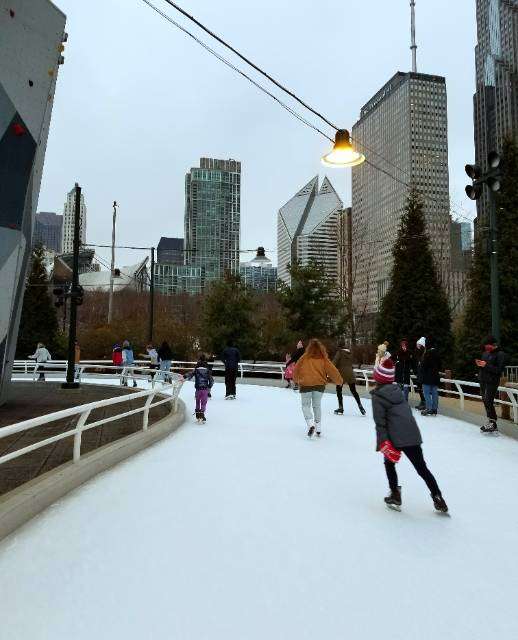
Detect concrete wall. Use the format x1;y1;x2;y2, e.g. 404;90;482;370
0;0;66;405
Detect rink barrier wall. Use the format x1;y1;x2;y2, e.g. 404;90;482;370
0;398;186;542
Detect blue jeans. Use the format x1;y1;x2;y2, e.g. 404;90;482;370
159;359;171;382
398;384;410;402
423;384;439;412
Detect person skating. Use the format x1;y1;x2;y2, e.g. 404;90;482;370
476;335;507;434
421;336;442;416
332;338;366;415
370;357;448;513
414;337;427;410
286;340;305;391
375;340;390;367
112;343;123;368
293;339;343;438
283;352;295;389
28;342;51;381
394;338;415;402
221;341;241;399
157;341;173;383
184;353;214;423
122;340;138;388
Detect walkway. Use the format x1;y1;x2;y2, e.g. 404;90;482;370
1;383;518;639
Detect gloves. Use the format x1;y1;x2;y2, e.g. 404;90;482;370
380;440;401;463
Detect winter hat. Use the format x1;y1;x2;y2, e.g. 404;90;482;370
297;340;304;349
373;357;395;384
416;337;426;349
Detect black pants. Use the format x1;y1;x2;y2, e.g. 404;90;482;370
384;445;441;496
415;385;425;403
225;368;237;397
480;381;498;422
336;384;363;409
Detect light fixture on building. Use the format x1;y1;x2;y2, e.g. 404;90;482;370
321;129;365;168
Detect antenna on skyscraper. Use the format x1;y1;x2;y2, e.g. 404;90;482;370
410;0;417;73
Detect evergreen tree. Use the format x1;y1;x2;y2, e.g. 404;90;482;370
376;188;453;359
200;274;258;357
16;245;59;357
456;137;518;377
277;261;346;339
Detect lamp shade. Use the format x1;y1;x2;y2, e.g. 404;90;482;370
322;129;365;168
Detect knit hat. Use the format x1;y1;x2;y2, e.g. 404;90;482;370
416;336;426;349
373;357;395;384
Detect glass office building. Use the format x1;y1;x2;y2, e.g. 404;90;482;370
154;263;204;296
184;158;241;284
239;247;277;293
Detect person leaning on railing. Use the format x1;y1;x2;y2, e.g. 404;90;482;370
476;336;507;434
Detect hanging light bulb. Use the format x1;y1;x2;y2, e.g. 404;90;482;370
322;129;365;168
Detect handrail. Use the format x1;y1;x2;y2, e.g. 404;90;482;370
0;375;184;467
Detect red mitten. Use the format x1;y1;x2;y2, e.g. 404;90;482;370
380;440;401;463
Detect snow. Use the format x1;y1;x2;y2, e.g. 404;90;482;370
2;383;518;639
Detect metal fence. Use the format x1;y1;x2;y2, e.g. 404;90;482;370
0;375;184;469
506;366;518;384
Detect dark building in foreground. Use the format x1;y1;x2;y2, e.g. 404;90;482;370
157;237;184;265
33;211;62;253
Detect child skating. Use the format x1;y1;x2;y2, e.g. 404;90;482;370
184;353;214;424
370;357;448;513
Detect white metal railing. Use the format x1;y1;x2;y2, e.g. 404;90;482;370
0;375;184;469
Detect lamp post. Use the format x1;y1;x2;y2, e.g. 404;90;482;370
322;129;365;344
465;151;502;342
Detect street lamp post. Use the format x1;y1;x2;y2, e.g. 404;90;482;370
465;151;502;342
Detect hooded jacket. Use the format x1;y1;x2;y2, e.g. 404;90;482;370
185;362;214;390
332;349;355;385
370;383;423;450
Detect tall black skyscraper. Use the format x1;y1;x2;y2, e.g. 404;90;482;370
33;212;62;253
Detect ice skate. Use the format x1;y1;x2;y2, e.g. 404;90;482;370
384;486;402;511
307;425;315;438
432;494;449;514
334;408;344;415
481;421;499;435
200;412;207;424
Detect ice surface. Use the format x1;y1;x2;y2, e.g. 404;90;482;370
1;383;518;639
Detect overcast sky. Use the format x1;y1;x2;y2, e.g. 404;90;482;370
38;0;477;268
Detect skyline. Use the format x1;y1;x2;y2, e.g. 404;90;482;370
37;0;477;268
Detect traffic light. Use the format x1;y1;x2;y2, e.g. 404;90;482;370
464;152;502;201
69;285;84;306
53;286;66;308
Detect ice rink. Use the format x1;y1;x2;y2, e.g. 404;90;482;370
2;382;518;639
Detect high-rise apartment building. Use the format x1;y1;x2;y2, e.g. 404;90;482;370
277;176;342;289
184;158;241;284
239;247;277;293
0;0;66;405
474;0;518;230
62;186;86;254
33;211;62;253
351;72;451;334
157;237;184;265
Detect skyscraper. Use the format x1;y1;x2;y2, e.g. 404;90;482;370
62;186;86;254
277;176;342;289
351;71;451;334
157;237;184;265
0;0;66;405
184;158;241;284
33;212;63;253
473;0;518;230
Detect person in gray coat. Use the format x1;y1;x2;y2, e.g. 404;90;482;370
370;357;448;513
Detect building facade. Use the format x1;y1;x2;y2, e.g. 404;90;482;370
184;158;241;284
154;263;204;296
33;211;62;253
0;0;66;405
277;176;342;290
239;247;277;293
62;186;86;253
474;0;518;231
351;72;451;333
157;236;184;265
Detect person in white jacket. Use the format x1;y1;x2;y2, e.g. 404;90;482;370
28;343;51;381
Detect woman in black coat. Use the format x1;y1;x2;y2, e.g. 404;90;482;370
421;336;442;416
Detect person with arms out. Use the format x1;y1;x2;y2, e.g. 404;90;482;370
157;341;173;383
122;340;138;388
370;357;448;513
286;340;305;390
332;338;366;416
28;342;51;381
293;339;342;438
394;338;415;402
476;335;507;434
184;353;214;423
221;342;241;399
421;336;442;416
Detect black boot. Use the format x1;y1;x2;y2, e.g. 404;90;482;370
384;486;402;510
432;494;448;513
481;421;498;434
